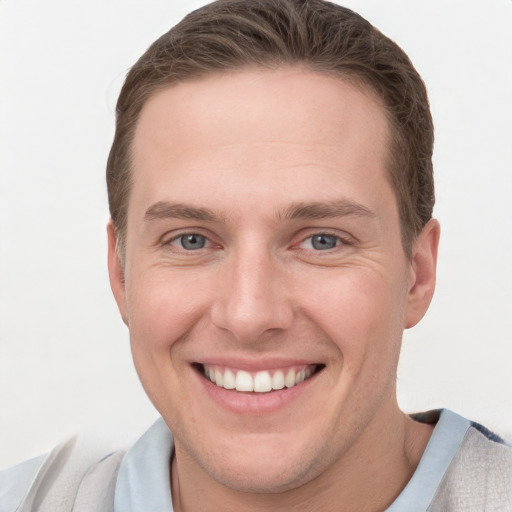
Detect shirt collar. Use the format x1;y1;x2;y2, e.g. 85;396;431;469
386;409;470;511
114;417;174;512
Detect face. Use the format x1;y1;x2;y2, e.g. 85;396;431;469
108;68;438;494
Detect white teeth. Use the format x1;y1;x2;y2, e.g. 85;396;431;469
285;369;296;388
272;370;285;390
204;365;317;392
223;369;236;389
214;369;224;387
254;371;272;393
235;370;254;392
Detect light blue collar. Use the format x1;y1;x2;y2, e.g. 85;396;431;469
386;409;470;511
114;417;174;512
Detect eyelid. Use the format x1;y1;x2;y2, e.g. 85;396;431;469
295;229;356;248
299;234;343;250
160;229;220;250
170;233;208;249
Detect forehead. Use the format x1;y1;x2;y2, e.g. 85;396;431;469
130;67;393;220
133;67;389;154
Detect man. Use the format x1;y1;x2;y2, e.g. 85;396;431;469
1;1;510;510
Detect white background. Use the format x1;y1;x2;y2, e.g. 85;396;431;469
1;0;511;468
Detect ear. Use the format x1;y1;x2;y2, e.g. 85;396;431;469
107;220;129;326
404;219;440;329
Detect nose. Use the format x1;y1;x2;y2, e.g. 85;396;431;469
210;246;294;344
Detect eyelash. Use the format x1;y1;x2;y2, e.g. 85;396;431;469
166;233;213;251
297;233;351;251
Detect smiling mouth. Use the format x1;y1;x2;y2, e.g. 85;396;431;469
197;363;323;393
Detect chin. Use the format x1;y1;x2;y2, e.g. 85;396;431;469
206;456;316;494
188;431;330;495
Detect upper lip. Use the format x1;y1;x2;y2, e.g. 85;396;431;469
193;357;322;373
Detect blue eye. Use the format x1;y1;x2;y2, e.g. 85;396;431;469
176;234;207;250
309;234;339;250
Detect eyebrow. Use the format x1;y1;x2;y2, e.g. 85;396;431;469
144;201;224;223
144;199;376;224
279;200;376;221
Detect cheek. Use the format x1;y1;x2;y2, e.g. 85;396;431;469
125;275;203;399
125;275;206;415
300;267;407;369
127;269;210;347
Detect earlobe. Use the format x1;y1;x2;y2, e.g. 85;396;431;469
107;220;129;326
404;219;440;329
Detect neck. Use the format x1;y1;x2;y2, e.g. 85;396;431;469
171;402;433;512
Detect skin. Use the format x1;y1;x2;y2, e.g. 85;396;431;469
108;67;440;511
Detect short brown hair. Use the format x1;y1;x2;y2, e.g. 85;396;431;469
107;0;434;256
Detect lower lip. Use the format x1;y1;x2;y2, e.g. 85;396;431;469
195;367;321;415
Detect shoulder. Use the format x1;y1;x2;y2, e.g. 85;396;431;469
388;410;511;512
0;437;125;512
430;424;512;511
0;453;47;512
